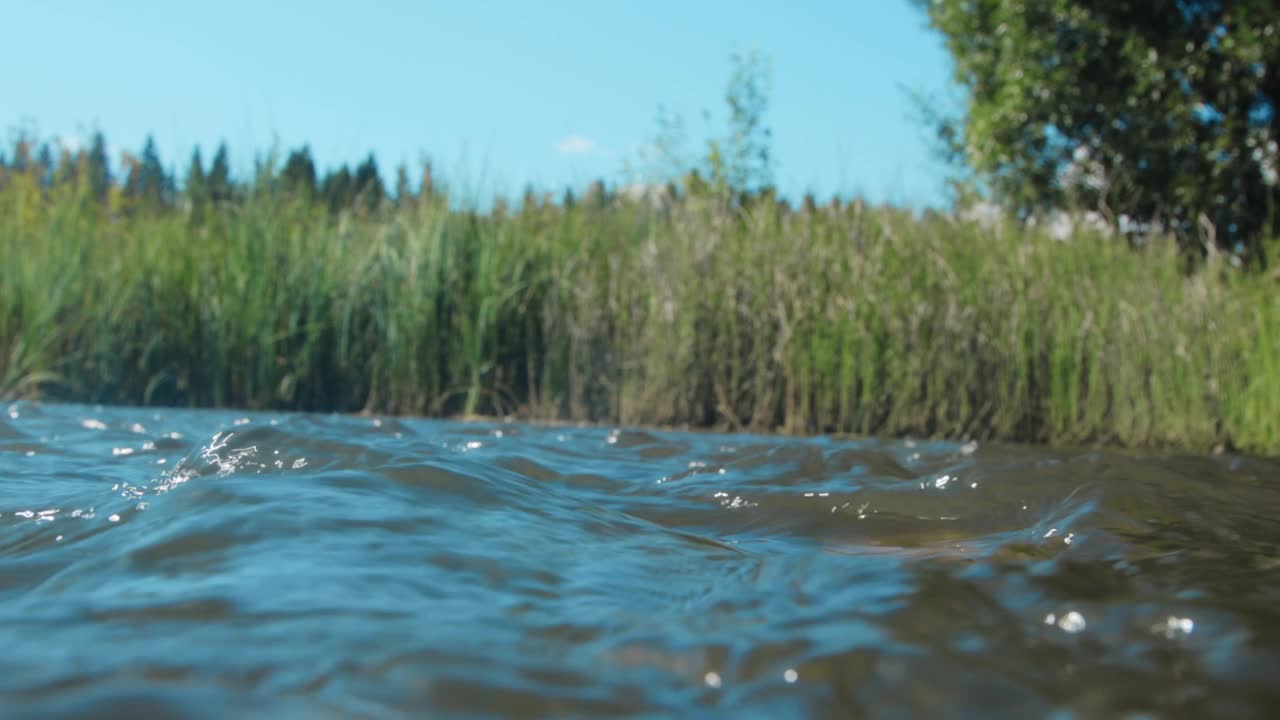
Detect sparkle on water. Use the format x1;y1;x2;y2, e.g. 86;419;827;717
2;400;1279;718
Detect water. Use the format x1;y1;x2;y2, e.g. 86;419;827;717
2;401;1279;719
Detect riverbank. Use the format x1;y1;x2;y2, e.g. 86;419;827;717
2;176;1277;454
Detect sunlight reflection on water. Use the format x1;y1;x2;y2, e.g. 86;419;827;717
1;401;1279;717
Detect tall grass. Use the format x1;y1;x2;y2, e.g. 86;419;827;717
2;171;1277;454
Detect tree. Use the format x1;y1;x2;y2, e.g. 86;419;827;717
521;183;539;211
630;51;776;202
280;145;318;199
185;147;207;207
708;49;775;196
34;143;54;188
8;133;32;173
207;142;233;205
584;179;611;209
915;0;1280;260
351;153;385;210
85;131;113;205
124;135;173;208
320;165;353;213
622;104;690;187
53;147;79;188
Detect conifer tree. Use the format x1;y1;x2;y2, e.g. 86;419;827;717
8;135;31;173
207;142;232;205
125;135;173;208
35;143;54;188
352;153;385;210
280;145;317;199
53;147;79;188
185;147;207;207
320;165;353;213
584;179;610;209
85;132;112;205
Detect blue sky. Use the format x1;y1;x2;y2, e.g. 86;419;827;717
2;0;959;207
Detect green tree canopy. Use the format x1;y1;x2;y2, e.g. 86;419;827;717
917;0;1279;258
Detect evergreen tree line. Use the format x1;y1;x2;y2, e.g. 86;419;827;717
0;131;414;215
0;51;787;221
0;126;806;225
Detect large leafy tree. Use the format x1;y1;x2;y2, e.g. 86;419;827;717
916;0;1279;259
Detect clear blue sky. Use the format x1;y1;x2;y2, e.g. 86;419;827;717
2;0;959;207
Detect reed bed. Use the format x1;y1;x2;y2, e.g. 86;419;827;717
2;173;1277;454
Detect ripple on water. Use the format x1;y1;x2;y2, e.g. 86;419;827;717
1;401;1280;717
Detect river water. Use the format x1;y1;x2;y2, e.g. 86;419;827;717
2;401;1278;719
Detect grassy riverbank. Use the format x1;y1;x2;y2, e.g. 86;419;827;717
2;174;1277;454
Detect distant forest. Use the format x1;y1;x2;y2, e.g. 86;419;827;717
0;131;415;215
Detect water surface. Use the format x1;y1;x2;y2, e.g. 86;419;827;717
2;402;1279;718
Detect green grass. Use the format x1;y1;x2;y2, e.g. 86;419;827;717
3;171;1278;455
